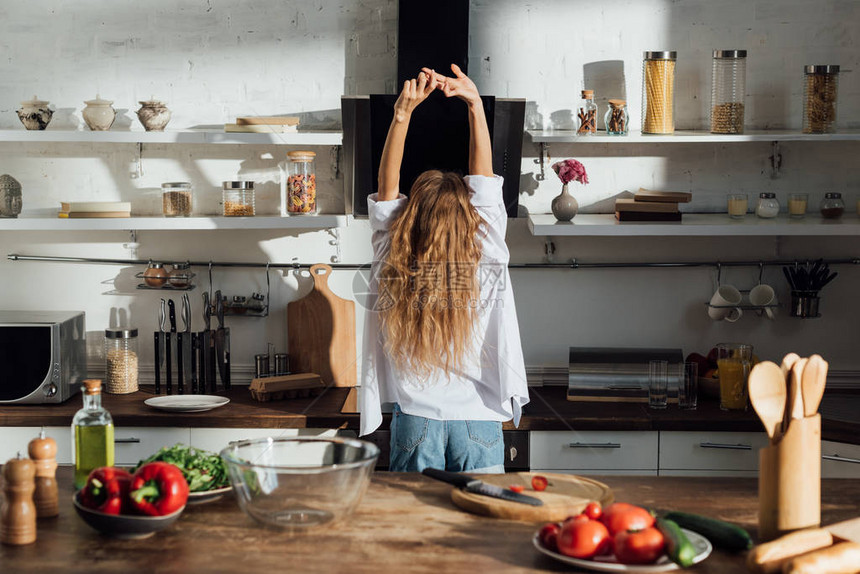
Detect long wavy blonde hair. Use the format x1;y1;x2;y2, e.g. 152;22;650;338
378;170;485;379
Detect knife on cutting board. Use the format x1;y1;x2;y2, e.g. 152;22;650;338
422;468;543;506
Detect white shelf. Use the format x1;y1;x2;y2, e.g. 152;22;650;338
527;129;860;144
0;214;350;231
528;213;860;237
0;129;343;146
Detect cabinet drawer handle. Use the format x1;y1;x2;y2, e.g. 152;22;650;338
822;454;860;465
699;442;751;451
567;442;621;449
115;437;141;444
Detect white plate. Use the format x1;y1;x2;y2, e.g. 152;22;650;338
144;395;230;412
532;528;712;573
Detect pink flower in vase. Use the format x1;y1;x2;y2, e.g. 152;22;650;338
551;159;589;185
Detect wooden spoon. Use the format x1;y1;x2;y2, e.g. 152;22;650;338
801;354;828;416
780;352;801;381
788;358;808;422
748;361;787;443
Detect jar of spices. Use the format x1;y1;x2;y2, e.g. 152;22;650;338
286;151;317;214
755;193;780;219
642;51;677;134
604;100;628;135
803;65;839;134
820;192;844;219
222;181;255;217
142;261;168;287
168;262;192;289
104;328;138;394
162;182;193;217
577;90;597;135
711;50;747;134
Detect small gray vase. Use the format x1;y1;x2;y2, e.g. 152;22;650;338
551;183;579;221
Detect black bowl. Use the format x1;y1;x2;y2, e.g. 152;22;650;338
73;494;184;539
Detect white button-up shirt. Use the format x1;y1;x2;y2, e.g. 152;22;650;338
360;174;529;436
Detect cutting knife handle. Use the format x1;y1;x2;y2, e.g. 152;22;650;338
190;333;198;394
422;468;476;489
177;332;184;394
165;332;172;395
154;332;161;394
168;299;177;332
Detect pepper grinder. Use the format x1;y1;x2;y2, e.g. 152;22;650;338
28;431;59;518
0;454;37;545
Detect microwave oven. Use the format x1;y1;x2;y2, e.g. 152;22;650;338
0;310;86;404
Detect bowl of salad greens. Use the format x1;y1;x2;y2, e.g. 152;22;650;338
134;444;231;504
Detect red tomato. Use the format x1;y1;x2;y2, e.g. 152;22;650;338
613;527;665;565
600;502;655;537
556;518;611;559
509;484;525;493
531;475;548;491
584;501;602;520
538;522;560;552
563;514;589;524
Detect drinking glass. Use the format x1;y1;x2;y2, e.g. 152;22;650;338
678;362;698;409
717;343;752;411
649;360;668;409
727;193;749;218
788;193;808;218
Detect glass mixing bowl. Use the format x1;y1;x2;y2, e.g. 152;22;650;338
220;437;379;530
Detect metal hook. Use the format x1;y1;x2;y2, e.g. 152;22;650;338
208;261;213;298
716;262;722;286
758;262;764;284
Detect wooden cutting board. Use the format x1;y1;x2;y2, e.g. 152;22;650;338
450;472;614;522
827;517;860;543
287;264;356;386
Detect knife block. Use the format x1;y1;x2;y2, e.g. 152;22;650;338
758;414;821;541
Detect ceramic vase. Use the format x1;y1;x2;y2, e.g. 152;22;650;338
82;97;116;131
551;183;579;221
136;100;171;132
16;96;53;130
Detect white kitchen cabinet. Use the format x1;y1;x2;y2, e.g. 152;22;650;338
530;431;658;474
113;427;191;465
0;427;73;464
658;431;769;477
821;440;860;479
189;428;338;453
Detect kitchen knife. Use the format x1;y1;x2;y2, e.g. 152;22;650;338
155;298;166;394
203;291;216;393
180;293;192;394
215;291;229;390
421;468;543;506
167;299;176;395
190;332;198;394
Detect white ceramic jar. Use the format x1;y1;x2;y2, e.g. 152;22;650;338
82;97;116;131
16;96;53;130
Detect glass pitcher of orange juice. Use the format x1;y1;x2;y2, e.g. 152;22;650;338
717;343;753;410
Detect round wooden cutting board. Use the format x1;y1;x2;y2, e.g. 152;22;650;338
450;472;614;522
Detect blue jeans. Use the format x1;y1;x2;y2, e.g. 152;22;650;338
388;404;505;473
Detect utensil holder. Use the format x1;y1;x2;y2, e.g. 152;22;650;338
758;414;821;541
790;291;820;318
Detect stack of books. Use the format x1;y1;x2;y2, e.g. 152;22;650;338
614;189;692;222
224;116;300;133
59;201;131;218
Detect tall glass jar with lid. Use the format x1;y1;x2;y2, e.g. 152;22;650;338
641;51;677;134
803;65;839;134
162;182;193;217
710;50;747;134
286;151;317;215
104;328;138;394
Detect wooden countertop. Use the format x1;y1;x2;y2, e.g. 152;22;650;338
1;386;857;443
2;468;859;573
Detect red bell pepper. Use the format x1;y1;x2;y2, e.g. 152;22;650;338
129;462;189;516
79;467;132;515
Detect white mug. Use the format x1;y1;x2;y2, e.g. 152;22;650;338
708;285;743;322
750;283;778;319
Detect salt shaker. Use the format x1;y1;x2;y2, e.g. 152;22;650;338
0;454;37;545
27;431;59;518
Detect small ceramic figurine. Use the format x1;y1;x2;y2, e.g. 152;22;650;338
0;174;22;218
136;100;171;131
82;96;116;131
16;96;53;130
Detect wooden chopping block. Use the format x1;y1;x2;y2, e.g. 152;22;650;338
248;373;324;402
826;517;860;543
287;264;356;387
450;472;614;522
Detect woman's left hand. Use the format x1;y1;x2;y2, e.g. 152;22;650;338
393;71;437;122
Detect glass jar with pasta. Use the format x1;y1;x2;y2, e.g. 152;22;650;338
286;150;317;215
641;51;677;134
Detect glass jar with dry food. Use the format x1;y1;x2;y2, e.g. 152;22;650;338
604;100;628;135
820;192;844;219
577;90;598;135
104;328;138;394
168;262;192;288
641;51;676;134
803;65;839;134
755;192;779;219
161;182;193;217
143;261;168;287
222;181;255;217
710;50;747;134
286;151;317;214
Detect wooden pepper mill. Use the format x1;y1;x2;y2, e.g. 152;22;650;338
28;430;59;518
1;453;37;545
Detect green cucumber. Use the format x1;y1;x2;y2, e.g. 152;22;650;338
663;511;753;552
656;518;697;568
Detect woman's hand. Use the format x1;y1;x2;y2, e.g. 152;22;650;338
393;71;437;122
426;64;481;107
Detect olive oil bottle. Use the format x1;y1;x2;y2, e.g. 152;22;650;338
71;379;114;489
